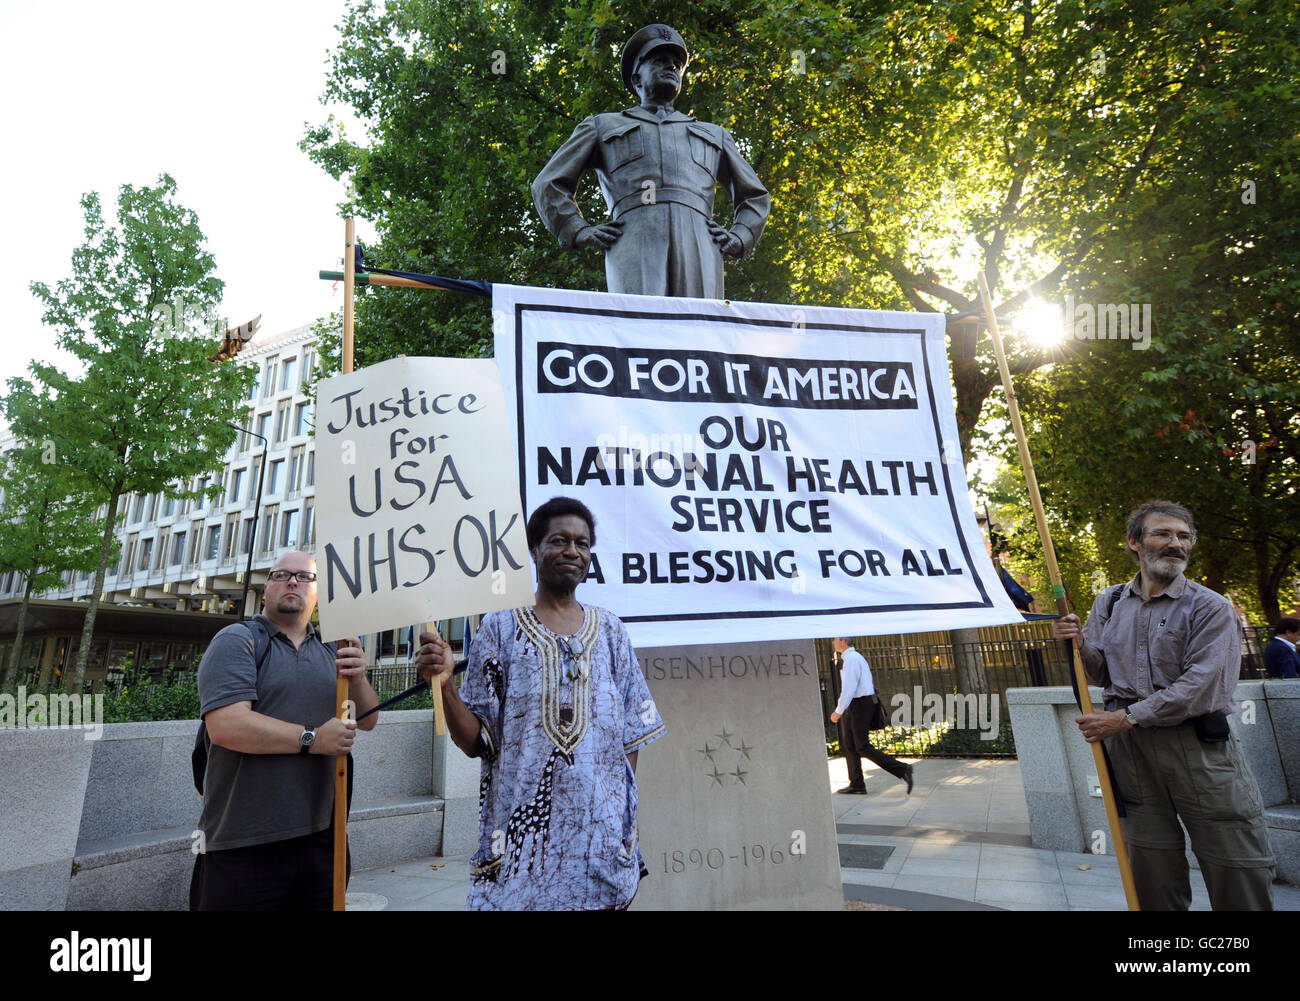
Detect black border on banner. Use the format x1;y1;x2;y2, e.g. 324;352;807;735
509;298;994;623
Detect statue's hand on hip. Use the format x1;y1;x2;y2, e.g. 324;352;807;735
708;220;744;258
576;220;625;250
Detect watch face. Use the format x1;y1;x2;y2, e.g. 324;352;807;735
301;729;314;745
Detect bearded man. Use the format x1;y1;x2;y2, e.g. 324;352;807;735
1053;501;1276;910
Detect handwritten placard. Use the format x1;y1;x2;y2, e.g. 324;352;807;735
314;356;534;640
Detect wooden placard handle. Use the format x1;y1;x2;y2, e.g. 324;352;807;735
425;621;447;736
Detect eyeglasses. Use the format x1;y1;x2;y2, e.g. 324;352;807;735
1145;529;1196;545
268;569;318;583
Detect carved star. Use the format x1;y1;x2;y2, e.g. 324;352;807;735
708;765;726;786
697;741;716;761
735;738;753;760
714;726;733;747
731;765;748;785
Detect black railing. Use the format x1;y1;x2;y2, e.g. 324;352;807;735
816;623;1282;758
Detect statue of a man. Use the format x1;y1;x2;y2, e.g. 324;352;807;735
532;24;770;300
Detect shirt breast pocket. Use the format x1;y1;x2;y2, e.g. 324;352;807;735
1151;627;1187;673
687;123;722;176
600;121;644;173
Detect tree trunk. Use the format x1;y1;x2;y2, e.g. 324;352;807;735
67;487;121;692
951;627;989;693
1255;535;1283;624
1;577;35;690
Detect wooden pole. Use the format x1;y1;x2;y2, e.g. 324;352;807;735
318;269;455;291
425;621;447;736
975;271;1140;911
333;218;356;912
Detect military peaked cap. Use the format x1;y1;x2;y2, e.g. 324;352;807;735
621;24;690;94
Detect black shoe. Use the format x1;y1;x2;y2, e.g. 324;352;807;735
836;786;868;795
904;764;914;795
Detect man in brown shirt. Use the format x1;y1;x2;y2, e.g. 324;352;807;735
1054;501;1275;910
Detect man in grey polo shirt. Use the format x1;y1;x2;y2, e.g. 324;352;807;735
1054;501;1275;910
191;550;378;910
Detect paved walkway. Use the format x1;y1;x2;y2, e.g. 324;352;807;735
348;756;1300;911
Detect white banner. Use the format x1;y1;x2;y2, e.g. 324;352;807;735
313;355;534;641
493;285;1023;647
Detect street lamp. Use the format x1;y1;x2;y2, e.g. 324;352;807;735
227;421;268;622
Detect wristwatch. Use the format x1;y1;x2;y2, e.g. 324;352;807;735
1124;710;1138;727
299;727;316;754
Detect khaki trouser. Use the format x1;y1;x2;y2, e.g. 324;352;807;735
1106;723;1275;910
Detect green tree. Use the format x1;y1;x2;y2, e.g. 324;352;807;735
977;2;1300;619
11;175;254;691
0;429;104;689
302;1;1285;448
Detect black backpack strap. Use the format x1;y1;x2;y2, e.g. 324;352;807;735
193;619;277;795
1105;583;1125;620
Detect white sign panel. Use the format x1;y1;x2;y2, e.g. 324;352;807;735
493;284;1023;648
313;355;534;641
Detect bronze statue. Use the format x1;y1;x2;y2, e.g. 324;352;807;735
532;24;770;299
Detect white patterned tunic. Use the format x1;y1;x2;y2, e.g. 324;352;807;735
461;605;665;910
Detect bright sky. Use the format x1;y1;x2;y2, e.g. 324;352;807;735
0;0;377;387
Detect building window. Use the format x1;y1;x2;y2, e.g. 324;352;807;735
205;525;221;560
241;517;256;555
145;494;158;522
303;500;315;546
155;530;169;570
261;359;275;399
281;509;300;548
224;514;240;560
189;522;204;563
138;538;153;572
288;447;304;492
261;506;278;553
274;400;291;443
306;450;315;487
248;367;261;401
294;401;312;437
123;535;137;574
255;411;272;443
231;468;246;503
164;496;175;518
171;532;186;565
268;459;284;495
301;348;315;385
132;494;145;522
280;357;298;392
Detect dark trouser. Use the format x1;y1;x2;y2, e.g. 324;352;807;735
1105;722;1274;911
840;695;908;789
190;826;351;911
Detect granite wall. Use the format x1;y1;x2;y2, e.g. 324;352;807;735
0;709;461;910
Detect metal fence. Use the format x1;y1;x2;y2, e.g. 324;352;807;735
815;620;1281;756
366;665;431;701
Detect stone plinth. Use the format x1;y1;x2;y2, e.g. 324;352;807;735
630;640;842;910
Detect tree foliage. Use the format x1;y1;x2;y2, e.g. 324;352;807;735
304;0;1298;613
9;174;254;690
0;428;104;687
